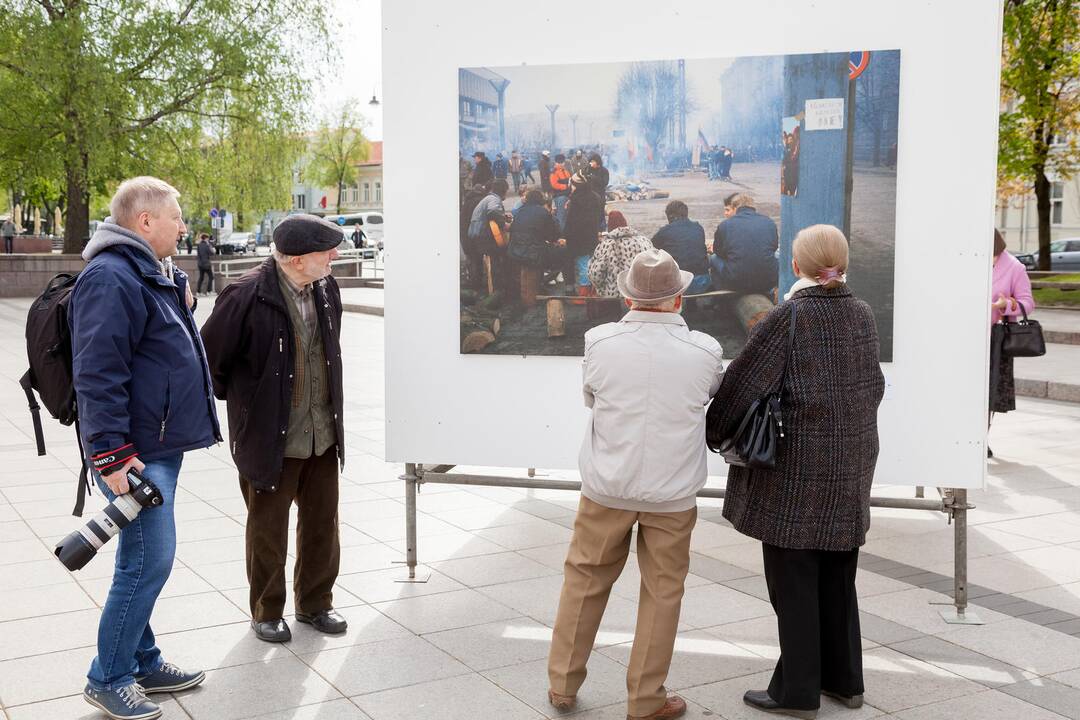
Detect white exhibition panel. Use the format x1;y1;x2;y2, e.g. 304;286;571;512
382;0;1001;489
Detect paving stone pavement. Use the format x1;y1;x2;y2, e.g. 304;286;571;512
0;296;1079;719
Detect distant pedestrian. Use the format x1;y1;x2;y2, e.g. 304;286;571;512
185;231;193;254
509;150;524;192
988;228;1035;457
351;223;367;249
539;150;553;193
493;152;509;181
550;154;571;230
471;151;494;188
196;233;214;295
2;216;16;254
586;153;610;229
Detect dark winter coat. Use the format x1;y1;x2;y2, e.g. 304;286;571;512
710;286;885;550
587;165;610;199
563;188;602;258
493;157;508;178
196;239;213;269
712;207;779;293
471;158;494;188
69;222;221;461
539;156;552;191
651;218;709;274
508;203;560;266
200;259;345;491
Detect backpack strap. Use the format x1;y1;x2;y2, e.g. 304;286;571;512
71;416;91;517
18;370;46;457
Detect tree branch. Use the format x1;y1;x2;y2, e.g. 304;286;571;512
118;71;228;133
121;0;201;81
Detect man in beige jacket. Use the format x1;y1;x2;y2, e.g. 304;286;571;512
547;249;724;720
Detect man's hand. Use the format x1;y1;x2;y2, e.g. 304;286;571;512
104;456;145;495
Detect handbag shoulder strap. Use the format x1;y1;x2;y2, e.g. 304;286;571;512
775;300;798;397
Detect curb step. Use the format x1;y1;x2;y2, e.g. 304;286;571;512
1016;378;1080;404
342;303;384;317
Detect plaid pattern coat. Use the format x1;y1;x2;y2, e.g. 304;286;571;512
711;286;885;551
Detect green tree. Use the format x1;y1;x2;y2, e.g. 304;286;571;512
0;0;328;253
307;100;371;215
999;0;1080;269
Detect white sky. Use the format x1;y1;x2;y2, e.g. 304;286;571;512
313;0;383;140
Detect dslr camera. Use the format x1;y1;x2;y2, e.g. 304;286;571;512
54;469;163;571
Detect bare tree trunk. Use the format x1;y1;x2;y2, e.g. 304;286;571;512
1034;168;1052;271
62;151;90;255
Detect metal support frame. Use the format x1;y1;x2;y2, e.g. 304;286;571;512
400;464;981;621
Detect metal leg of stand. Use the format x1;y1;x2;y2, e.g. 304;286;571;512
396;462;429;583
941;488;982;624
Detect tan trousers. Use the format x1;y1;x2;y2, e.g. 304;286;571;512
548;495;696;717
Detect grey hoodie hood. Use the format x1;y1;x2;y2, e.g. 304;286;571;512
82;217;161;265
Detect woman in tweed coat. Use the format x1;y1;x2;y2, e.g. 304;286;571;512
709;224;885;719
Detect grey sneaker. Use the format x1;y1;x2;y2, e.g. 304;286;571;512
83;683;162;720
136;661;206;693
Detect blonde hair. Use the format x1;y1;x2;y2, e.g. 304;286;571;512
110;177;180;229
727;193;755;210
793;224;849;289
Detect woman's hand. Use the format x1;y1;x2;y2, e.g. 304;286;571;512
992;295;1009;311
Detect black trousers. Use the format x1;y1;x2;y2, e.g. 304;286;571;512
762;543;863;710
197;267;214;293
3;236;12;254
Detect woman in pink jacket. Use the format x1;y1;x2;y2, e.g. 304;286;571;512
989;229;1035;456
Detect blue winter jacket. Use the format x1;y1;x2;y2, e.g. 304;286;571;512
69;221;221;461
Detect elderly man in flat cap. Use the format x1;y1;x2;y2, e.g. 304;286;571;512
547;249;724;720
201;214;347;642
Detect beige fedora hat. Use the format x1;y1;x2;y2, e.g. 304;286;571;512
616;248;693;303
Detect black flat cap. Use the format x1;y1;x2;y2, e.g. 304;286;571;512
273;214;342;255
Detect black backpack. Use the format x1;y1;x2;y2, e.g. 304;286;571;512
19;272;92;515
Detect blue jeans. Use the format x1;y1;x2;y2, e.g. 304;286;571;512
87;454;183;690
553;195;569;232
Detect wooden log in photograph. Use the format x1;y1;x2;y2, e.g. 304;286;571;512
546;298;566;337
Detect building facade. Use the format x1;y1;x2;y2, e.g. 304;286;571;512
997;175;1080;253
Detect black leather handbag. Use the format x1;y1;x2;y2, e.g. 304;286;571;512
1001;304;1046;358
706;301;797;469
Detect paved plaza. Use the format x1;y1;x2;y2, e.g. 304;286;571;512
1;297;1080;719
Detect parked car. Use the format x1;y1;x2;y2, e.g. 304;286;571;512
1015;238;1080;271
337;233;377;260
216;232;256;255
324;211;384;250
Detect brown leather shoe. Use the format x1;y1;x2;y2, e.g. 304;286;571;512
548;689;576;712
628;694;687;720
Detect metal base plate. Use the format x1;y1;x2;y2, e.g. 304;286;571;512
394;573;431;584
391;561;431;583
940;608;984;625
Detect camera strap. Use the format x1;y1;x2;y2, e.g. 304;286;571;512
71;418;91;517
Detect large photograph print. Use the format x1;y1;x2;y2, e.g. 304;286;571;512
458;50;900;361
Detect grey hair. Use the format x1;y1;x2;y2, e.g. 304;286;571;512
110;176;180;229
272;249;295;263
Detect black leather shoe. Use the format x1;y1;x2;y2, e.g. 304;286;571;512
251;619;291;643
822;690;863;709
295;609;347;634
742;690;817;719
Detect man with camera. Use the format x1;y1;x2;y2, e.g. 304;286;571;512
70;177;221;719
201;214;347;643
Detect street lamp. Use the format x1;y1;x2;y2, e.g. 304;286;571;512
368;84;380;107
